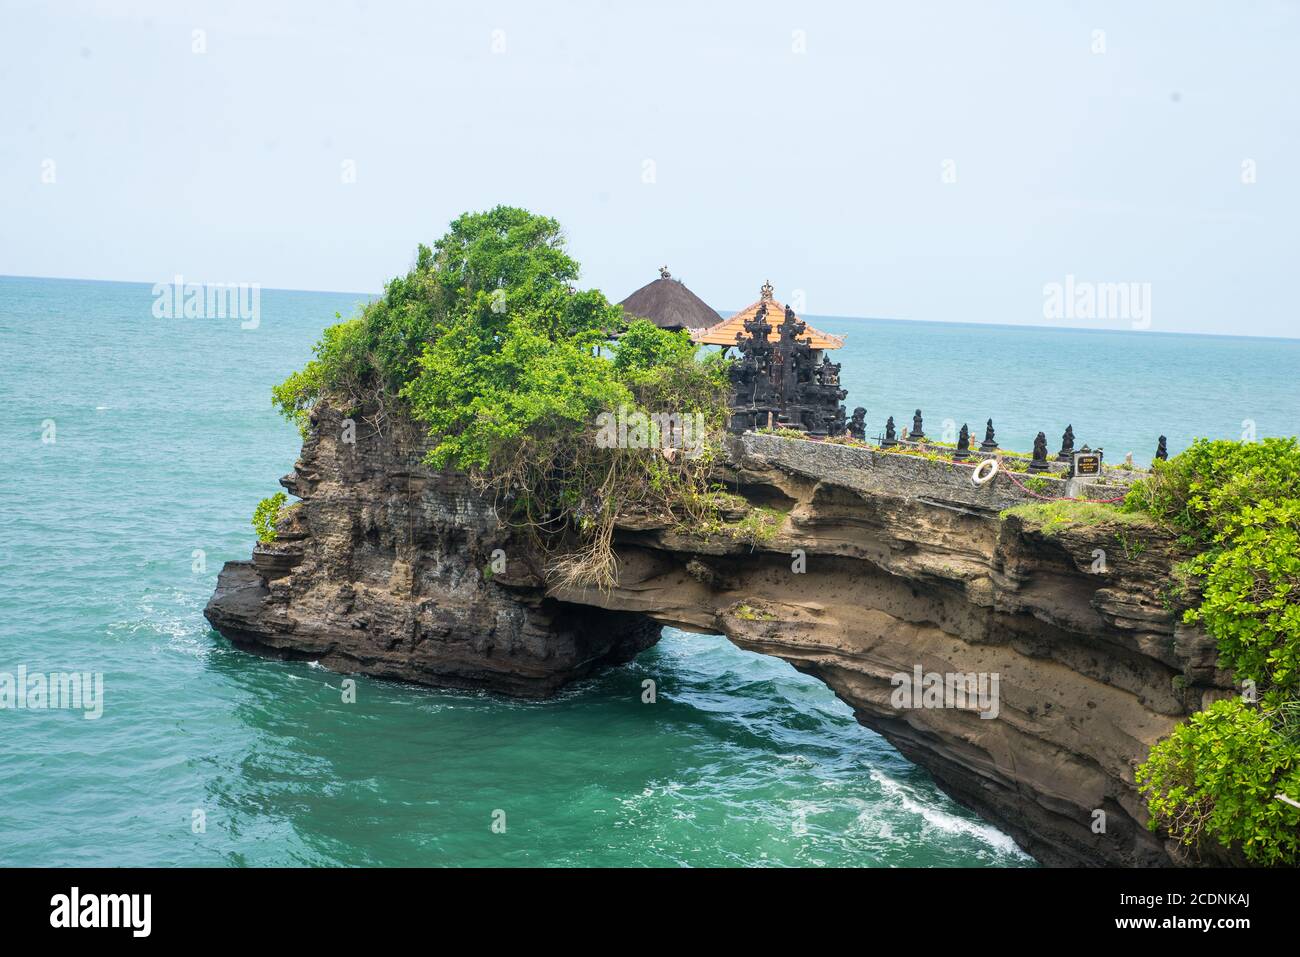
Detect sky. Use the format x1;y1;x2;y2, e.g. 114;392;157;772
2;0;1297;337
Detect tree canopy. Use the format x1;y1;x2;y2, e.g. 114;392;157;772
1128;438;1300;864
271;206;732;587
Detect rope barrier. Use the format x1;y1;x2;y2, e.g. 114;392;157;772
998;464;1129;504
759;431;1132;504
908;448;1130;504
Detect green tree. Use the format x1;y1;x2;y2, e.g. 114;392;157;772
270;207;734;590
271;206;599;430
1128;437;1300;863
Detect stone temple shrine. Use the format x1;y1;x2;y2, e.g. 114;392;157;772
693;281;848;436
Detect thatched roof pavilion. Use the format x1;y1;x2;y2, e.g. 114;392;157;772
693;280;845;350
618;266;722;334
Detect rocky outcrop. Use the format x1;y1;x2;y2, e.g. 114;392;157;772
552;435;1235;867
205;404;658;698
206;407;1233;866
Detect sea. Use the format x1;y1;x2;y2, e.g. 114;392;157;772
3;274;1297;867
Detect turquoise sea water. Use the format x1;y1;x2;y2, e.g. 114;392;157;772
813;312;1300;468
3;275;1297;867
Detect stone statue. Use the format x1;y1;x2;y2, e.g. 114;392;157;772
848;407;867;441
910;409;925;441
980;418;998;452
954;423;971;460
1057;424;1075;462
1028;432;1050;472
883;416;897;447
725;303;780;433
1155;435;1168;461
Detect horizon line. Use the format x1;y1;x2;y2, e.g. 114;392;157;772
3;272;1296;344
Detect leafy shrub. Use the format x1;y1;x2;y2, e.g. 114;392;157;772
614;320;730;415
1137;697;1300;865
612;318;696;377
1124;437;1300;546
1186;498;1300;695
252;492;287;544
1128;437;1300;864
1127;438;1300;697
271;318;369;436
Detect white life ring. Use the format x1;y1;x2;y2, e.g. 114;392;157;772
972;458;999;486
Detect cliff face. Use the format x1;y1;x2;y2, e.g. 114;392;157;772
205;404;657;697
206;407;1234;867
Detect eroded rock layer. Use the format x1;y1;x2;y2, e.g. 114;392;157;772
205;405;658;698
206;408;1233;866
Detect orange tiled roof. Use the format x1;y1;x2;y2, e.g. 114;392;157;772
692;282;845;350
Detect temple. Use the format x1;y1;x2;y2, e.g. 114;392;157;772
618;273;1168;462
700;281;848;436
693;279;844;354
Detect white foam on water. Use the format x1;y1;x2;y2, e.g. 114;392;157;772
870;768;1030;858
776;753;815;767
